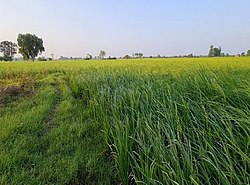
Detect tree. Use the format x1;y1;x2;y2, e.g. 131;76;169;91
99;51;106;59
214;47;221;57
17;33;45;61
51;54;55;60
208;45;214;57
134;53;143;58
247;49;250;56
107;56;117;60
124;55;131;59
85;54;92;60
208;45;221;57
0;41;17;61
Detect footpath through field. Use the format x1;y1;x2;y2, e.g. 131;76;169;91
0;73;116;184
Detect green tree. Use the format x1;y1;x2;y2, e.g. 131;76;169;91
134;53;144;58
208;45;221;57
99;51;106;59
247;49;250;56
214;47;221;57
86;53;92;60
17;33;45;61
123;55;131;59
208;45;214;57
0;41;17;61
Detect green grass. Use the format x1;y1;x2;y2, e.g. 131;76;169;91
0;57;249;184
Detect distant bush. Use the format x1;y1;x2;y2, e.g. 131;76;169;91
107;56;117;60
124;55;131;59
37;57;47;61
0;56;13;61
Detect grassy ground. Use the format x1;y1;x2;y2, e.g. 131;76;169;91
0;58;249;184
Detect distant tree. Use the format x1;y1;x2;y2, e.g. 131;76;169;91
107;56;117;60
0;41;17;61
247;49;250;56
208;45;221;57
241;52;245;57
51;54;55;60
134;53;143;58
99;50;106;59
124;55;131;59
208;45;214;57
17;33;45;61
37;57;47;61
85;54;92;60
214;47;221;57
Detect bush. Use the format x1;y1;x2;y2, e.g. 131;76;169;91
0;56;13;61
37;57;47;61
107;57;117;60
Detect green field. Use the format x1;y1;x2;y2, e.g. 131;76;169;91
0;58;249;185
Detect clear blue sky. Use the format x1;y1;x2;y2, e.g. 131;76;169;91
0;0;250;58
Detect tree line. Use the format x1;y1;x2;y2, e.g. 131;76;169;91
0;33;45;61
1;34;250;61
208;45;250;58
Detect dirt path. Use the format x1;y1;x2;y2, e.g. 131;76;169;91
44;84;62;130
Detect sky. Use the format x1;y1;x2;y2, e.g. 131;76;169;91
0;0;250;58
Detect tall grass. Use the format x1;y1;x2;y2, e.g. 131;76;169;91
70;65;250;184
0;58;249;184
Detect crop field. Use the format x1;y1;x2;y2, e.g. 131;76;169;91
0;57;249;185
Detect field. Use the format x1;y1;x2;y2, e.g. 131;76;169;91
0;57;249;185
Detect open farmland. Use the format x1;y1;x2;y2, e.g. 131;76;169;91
0;58;250;185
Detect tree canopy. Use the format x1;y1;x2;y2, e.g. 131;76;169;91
0;41;17;61
85;53;92;60
99;51;106;59
134;53;144;58
17;33;45;61
208;45;221;57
